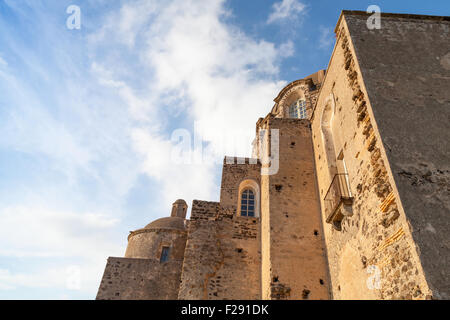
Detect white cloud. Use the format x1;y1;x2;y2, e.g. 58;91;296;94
279;40;295;57
89;0;158;48
318;26;334;49
0;205;121;259
131;128;218;205
0;205;123;296
267;0;306;24
0;264;108;297
0;54;7;67
0;0;299;298
89;0;290;204
140;0;286;146
0;268;64;291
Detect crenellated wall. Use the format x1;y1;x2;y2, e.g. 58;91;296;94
178;200;261;299
220;157;261;209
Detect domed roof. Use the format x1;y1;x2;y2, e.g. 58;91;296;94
174;199;187;205
144;216;186;231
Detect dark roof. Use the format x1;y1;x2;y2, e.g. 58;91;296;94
336;10;450;33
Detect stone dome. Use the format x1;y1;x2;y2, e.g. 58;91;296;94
144;216;186;231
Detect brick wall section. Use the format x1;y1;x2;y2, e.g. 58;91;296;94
178;199;261;300
344;13;450;299
260;118;331;300
96;257;182;300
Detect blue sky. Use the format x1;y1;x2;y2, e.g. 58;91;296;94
0;0;449;300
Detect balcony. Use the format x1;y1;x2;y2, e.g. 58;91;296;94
324;173;354;230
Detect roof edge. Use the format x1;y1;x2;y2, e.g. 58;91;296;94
335;10;450;33
273;70;325;103
273;78;312;103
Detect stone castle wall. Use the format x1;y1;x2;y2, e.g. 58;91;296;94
219;157;261;208
96;257;182;300
178;200;261;299
178;159;262;299
96;11;448;301
344;12;450;299
310;12;435;299
259;117;330;300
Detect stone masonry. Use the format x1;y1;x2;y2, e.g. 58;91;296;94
96;11;449;300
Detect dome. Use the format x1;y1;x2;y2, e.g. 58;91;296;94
174;199;187;205
143;216;186;231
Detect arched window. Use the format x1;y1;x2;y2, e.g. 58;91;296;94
289;99;307;119
240;189;255;217
237;179;260;218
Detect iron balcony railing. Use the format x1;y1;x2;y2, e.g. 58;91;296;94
324;173;353;224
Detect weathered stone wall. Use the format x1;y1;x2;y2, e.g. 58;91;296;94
311;12;434;299
260;117;330;300
96;257;182;300
96;12;449;301
344;12;450;299
178;200;261;299
220;157;261;209
125;229;187;260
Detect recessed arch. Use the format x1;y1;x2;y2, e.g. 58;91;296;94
320;94;338;178
320;93;353;230
272;80;309;118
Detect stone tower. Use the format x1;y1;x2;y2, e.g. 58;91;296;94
170;199;188;219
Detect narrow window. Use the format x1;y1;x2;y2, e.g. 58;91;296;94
240;189;255;217
289;99;307;119
160;246;170;263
